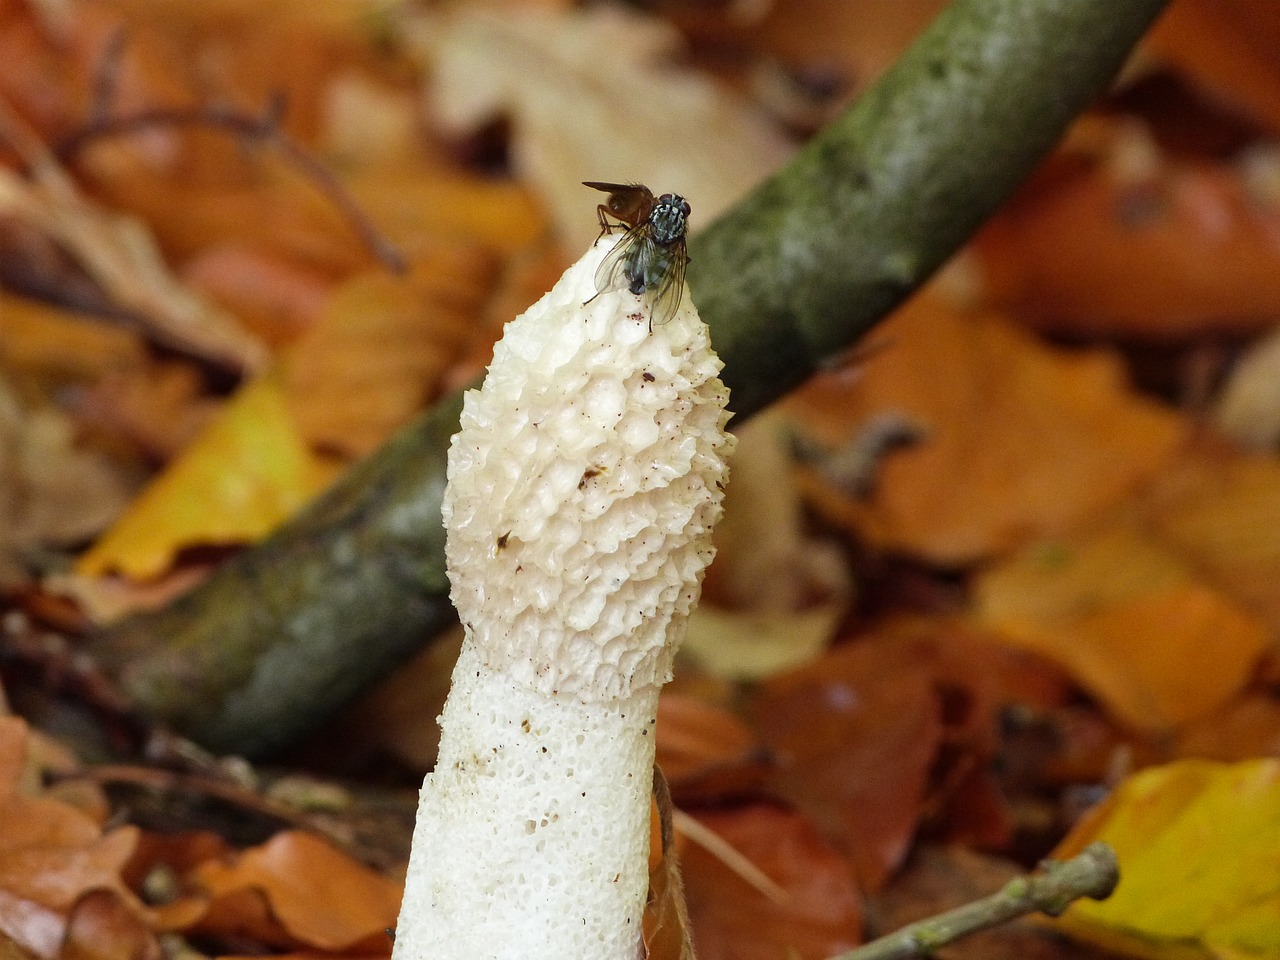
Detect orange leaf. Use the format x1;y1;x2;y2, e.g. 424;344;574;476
976;521;1269;734
76;373;331;579
660;696;757;793
61;889;159;960
281;248;498;458
0;721;146;959
1177;695;1280;762
974;154;1280;338
1146;446;1280;634
0;718;31;803
182;245;334;348
788;294;1185;563
189;830;401;952
0;295;146;385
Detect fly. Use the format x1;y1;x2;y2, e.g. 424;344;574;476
582;181;690;330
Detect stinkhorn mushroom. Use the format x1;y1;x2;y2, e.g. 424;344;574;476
391;221;734;960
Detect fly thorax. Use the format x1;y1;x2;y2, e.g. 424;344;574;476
650;194;690;245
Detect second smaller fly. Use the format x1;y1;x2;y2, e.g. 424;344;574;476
583;181;690;330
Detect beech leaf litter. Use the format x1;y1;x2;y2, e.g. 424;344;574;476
3;1;1280;958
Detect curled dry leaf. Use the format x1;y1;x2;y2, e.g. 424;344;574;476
409;4;793;249
0;718;157;959
0;99;269;373
0;378;133;588
187;830;402;952
787;293;1185;564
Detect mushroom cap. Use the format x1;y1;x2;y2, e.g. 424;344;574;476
442;237;734;701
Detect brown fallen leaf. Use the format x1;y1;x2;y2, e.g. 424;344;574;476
182;244;335;348
747;0;946;93
0;378;133;588
281;244;499;458
73;361;217;462
0;294;146;386
0;718;157;960
682;803;862;960
1147;0;1280;135
1143;442;1280;634
1176;694;1280;762
61;888;160;960
187;830;401;952
973;137;1280;339
788;293;1185;564
750;630;942;891
0;97;269;373
751;617;1026;891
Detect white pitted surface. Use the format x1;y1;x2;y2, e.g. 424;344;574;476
393;238;733;960
393;642;659;960
442;236;734;701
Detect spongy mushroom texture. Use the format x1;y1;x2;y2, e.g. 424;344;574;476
443;235;735;702
392;239;733;960
393;642;662;960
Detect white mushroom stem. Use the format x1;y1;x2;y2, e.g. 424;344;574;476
391;235;734;960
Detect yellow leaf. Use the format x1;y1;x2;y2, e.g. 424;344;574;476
1053;759;1280;960
77;374;330;579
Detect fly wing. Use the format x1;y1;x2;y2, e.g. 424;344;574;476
593;226;646;299
647;243;687;327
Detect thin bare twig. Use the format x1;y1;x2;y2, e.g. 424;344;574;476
89;25;130;124
834;843;1120;960
57;95;408;274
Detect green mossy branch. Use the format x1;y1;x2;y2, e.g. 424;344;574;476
838;842;1120;960
93;0;1170;757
